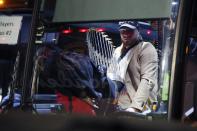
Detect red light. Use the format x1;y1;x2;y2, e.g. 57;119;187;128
147;30;151;35
79;29;88;33
62;29;72;34
97;28;105;32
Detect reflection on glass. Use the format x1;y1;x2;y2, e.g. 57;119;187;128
0;0;181;121
158;0;179;117
31;18;176;120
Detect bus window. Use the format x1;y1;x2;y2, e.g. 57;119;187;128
181;0;197;123
29;1;180;120
0;15;32;100
0;0;34;108
0;0;181;121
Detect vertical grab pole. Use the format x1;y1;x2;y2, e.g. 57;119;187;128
21;0;41;111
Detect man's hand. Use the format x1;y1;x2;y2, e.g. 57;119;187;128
125;107;141;113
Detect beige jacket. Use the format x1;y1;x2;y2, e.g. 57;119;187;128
107;41;158;111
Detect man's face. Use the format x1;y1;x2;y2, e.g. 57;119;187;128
120;28;136;47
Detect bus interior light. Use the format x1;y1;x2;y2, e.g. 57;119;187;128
62;29;72;34
79;28;88;33
97;28;105;32
147;30;152;35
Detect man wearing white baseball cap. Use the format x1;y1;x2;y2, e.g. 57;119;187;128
107;22;158;113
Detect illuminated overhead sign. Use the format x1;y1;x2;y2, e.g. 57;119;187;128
53;0;171;22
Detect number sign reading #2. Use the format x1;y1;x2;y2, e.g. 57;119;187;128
0;16;23;45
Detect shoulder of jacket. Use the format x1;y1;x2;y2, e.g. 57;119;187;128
141;41;151;48
140;41;156;51
137;42;157;57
